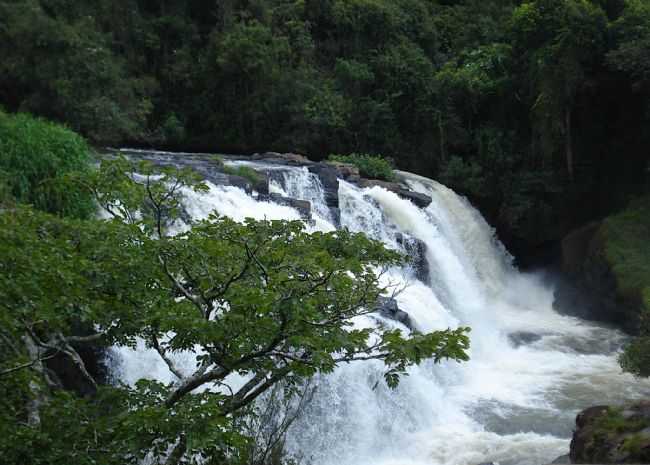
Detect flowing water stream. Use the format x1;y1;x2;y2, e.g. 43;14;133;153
110;158;650;465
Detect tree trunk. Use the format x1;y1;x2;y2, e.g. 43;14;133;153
22;334;48;426
438;113;445;162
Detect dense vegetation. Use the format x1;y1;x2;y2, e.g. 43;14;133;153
1;0;649;251
328;153;395;181
603;196;650;377
1;0;650;459
0;111;94;218
0;118;470;464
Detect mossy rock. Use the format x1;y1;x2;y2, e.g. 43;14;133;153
571;403;650;463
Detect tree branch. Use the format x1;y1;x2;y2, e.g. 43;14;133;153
152;334;185;380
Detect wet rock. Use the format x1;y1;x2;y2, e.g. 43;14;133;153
508;331;542;347
308;163;340;209
374;297;414;330
553;222;640;333
398;190;432;209
561;222;600;274
252;152;311;165
396;233;429;283
550;455;570;464
259;193;311;219
570;402;650;463
251;170;270;196
226;174;255;194
357;179;432;208
329;206;340;223
325;160;360;179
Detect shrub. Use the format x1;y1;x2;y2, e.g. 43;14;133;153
603;196;650;376
0;111;94;218
602;195;650;312
328;153;395;181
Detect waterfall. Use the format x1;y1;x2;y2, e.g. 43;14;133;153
110;159;650;465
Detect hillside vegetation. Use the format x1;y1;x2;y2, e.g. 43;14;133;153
1;0;649;250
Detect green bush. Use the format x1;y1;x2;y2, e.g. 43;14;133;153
603;196;650;376
602;196;650;312
0;111;95;218
328;153;395;181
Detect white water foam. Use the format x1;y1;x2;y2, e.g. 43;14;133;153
110;162;650;465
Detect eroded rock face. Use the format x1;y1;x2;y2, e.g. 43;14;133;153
570;403;650;463
553;222;640;333
396;233;429;283
308;164;340;209
374;297;414;330
357;179;432;208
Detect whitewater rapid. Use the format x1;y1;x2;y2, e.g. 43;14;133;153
111;160;650;465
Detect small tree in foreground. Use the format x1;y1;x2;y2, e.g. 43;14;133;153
0;158;470;464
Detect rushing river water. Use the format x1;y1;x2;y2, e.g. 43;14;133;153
111;157;650;465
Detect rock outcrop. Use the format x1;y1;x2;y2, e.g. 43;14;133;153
252;151;312;165
396;233;429;283
357;178;432;208
570;403;650;463
553;222;640;333
308;163;340;209
374;297;414;330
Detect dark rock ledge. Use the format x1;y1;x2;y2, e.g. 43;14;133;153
101;150;434;228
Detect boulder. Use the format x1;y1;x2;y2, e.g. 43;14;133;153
396;233;429;283
325;160;360;179
308;163;340;208
357;179;432;208
570;403;650;463
507;331;542;348
251;170;270;196
226;174;255;194
374;297;414;330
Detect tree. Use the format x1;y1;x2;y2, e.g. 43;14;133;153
607;0;650;90
511;0;608;179
0;0;153;143
0;158;470;464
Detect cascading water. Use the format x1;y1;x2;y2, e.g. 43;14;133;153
110;157;650;465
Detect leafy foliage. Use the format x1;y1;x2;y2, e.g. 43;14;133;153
0;159;470;464
222;165;264;185
329;153;395;181
0;110;94;218
603;196;650;377
0;0;649;249
602;196;650;311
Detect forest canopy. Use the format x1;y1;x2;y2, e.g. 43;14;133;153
1;0;648;252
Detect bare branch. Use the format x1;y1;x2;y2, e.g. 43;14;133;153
0;353;58;377
158;254;205;316
152;334;185;380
